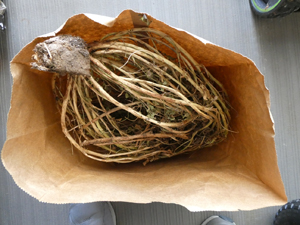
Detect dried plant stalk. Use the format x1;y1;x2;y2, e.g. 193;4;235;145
34;28;230;165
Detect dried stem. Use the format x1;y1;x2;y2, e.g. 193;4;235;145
49;28;231;164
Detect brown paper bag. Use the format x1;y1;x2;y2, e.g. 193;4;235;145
1;10;287;211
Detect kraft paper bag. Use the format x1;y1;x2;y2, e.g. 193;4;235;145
1;10;287;211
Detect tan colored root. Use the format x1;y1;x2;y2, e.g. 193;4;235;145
54;28;231;164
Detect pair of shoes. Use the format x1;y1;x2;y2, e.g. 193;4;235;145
201;215;236;225
69;202;116;225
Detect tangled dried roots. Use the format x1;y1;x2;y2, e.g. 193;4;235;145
53;28;230;164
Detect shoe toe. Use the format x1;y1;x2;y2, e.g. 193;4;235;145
69;202;116;225
201;215;235;225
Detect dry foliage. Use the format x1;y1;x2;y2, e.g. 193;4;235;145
33;28;231;164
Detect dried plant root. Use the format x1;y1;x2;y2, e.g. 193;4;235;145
33;28;230;165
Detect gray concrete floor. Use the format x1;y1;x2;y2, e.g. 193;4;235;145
1;1;300;224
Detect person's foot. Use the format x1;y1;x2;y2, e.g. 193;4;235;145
201;215;236;225
69;202;116;225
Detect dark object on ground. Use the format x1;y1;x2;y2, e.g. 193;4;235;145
0;0;6;30
249;0;300;18
274;199;300;225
